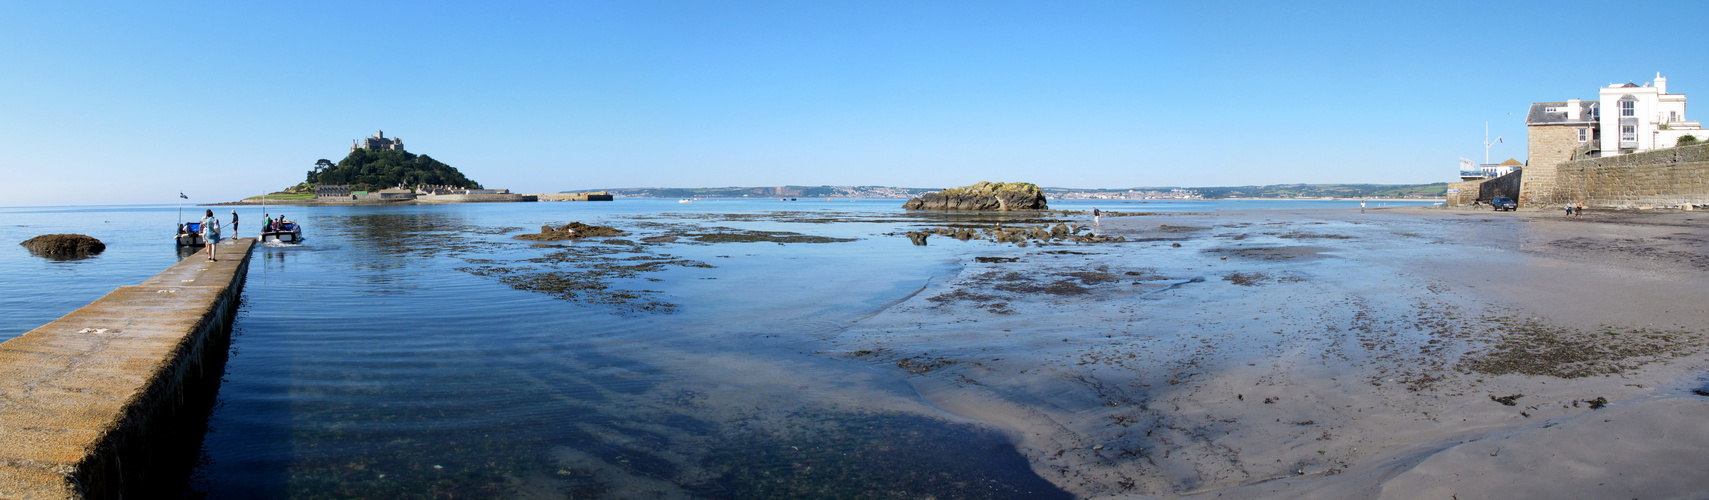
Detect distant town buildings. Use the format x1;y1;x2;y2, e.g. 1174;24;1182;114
1052;188;1203;200
352;130;405;152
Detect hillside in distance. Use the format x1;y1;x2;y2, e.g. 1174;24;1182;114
583;183;1448;200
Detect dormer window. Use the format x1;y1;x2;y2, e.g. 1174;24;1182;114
1620;97;1636;117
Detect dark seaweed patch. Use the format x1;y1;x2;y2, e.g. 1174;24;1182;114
694;412;1071;499
1459;317;1700;378
688;229;856;244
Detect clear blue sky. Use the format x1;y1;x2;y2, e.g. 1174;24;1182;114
3;1;1704;206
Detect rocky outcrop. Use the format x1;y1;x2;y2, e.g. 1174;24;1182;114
516;222;624;241
909;223;1124;246
902;182;1048;211
19;234;105;259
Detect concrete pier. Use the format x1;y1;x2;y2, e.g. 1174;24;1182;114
0;239;256;498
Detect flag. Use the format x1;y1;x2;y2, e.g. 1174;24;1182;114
180;192;189;199
1498;137;1504;143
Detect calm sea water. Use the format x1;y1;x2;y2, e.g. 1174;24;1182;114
0;198;1435;498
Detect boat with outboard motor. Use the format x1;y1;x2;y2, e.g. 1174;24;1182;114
175;222;205;247
261;221;304;243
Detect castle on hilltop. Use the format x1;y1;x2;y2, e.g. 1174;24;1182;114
352;130;404;152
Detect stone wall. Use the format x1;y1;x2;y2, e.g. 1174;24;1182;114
415;193;537;203
1535;143;1709;208
1479;170;1522;201
1446;180;1483;205
1445;171;1523;206
1519;125;1583;207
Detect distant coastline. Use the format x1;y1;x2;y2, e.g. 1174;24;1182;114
585;183;1449;201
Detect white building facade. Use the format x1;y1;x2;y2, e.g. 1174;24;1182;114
1599;73;1703;155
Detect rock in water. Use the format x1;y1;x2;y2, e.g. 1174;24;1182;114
902;181;1047;211
20;234;105;259
906;231;930;246
516;222;625;241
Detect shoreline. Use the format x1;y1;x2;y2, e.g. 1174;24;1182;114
831;206;1709;498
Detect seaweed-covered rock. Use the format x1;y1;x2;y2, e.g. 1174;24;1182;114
20;234;106;259
516;222;624;241
902;181;1048;211
906;231;930;246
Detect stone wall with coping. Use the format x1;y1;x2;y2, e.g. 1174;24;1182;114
1535;143;1709;208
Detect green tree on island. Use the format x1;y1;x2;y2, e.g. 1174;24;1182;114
306;149;482;192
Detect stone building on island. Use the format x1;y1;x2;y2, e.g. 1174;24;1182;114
314;184;352;201
352;130;405;152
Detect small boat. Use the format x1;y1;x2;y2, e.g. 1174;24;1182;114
678;199;693;203
262;222;304;243
175;222;205;247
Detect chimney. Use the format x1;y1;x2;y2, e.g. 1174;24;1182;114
1656;72;1668;94
1566;99;1580;120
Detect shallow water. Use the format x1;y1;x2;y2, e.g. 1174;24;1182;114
0;198;1438;498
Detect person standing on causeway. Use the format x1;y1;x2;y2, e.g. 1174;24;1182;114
201;209;220;261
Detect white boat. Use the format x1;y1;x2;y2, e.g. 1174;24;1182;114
678;199;693;203
174;222;205;247
261;222;304;243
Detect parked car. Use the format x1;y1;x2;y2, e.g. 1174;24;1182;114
1490;197;1517;211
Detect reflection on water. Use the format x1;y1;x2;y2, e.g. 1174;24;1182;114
183;201;1070;498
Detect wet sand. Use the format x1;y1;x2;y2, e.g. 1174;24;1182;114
832;205;1709;499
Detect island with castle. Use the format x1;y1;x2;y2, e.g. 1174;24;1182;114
228;130;611;205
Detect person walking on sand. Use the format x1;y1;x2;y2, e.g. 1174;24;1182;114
1360;199;1366;213
1092;207;1101;228
200;209;221;261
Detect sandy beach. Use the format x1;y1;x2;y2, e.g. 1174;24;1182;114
831;205;1709;499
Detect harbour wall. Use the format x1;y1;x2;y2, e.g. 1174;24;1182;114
0;239;256;498
1520;143;1709;208
415;193;537;203
533;192;614;201
1446;171;1523;206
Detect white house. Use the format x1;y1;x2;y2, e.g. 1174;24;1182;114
1481;158;1523;178
1599;73;1704;155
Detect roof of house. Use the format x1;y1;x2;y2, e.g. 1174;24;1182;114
1526;101;1599;125
1499;158;1523;166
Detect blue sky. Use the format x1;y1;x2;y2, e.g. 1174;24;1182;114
2;1;1704;206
